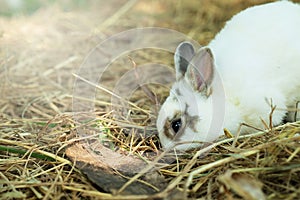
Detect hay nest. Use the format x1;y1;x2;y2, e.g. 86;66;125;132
1;0;300;199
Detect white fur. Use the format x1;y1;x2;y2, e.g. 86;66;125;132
157;1;300;151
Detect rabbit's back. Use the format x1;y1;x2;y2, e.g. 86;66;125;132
208;1;300;129
209;1;300;103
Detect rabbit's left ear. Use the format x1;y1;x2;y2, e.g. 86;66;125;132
174;42;195;80
186;47;215;95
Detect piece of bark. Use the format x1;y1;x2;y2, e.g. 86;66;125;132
218;170;266;200
65;140;167;195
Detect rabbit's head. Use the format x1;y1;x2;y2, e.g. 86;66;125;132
157;42;219;151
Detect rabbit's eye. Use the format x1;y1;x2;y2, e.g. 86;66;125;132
171;118;182;134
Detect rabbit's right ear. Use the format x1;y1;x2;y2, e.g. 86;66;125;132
186;47;215;95
174;42;195;80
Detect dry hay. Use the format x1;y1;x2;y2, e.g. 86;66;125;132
1;0;300;199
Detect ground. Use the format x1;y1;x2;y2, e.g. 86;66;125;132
1;0;300;199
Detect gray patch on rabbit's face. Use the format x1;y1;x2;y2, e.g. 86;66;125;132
175;88;182;96
163;119;174;139
184;104;200;133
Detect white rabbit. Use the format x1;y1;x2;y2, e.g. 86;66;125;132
157;1;300;151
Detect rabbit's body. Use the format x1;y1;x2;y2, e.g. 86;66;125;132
157;1;300;151
209;1;300;135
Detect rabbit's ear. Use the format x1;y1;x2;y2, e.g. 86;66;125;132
186;47;215;95
174;42;195;80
